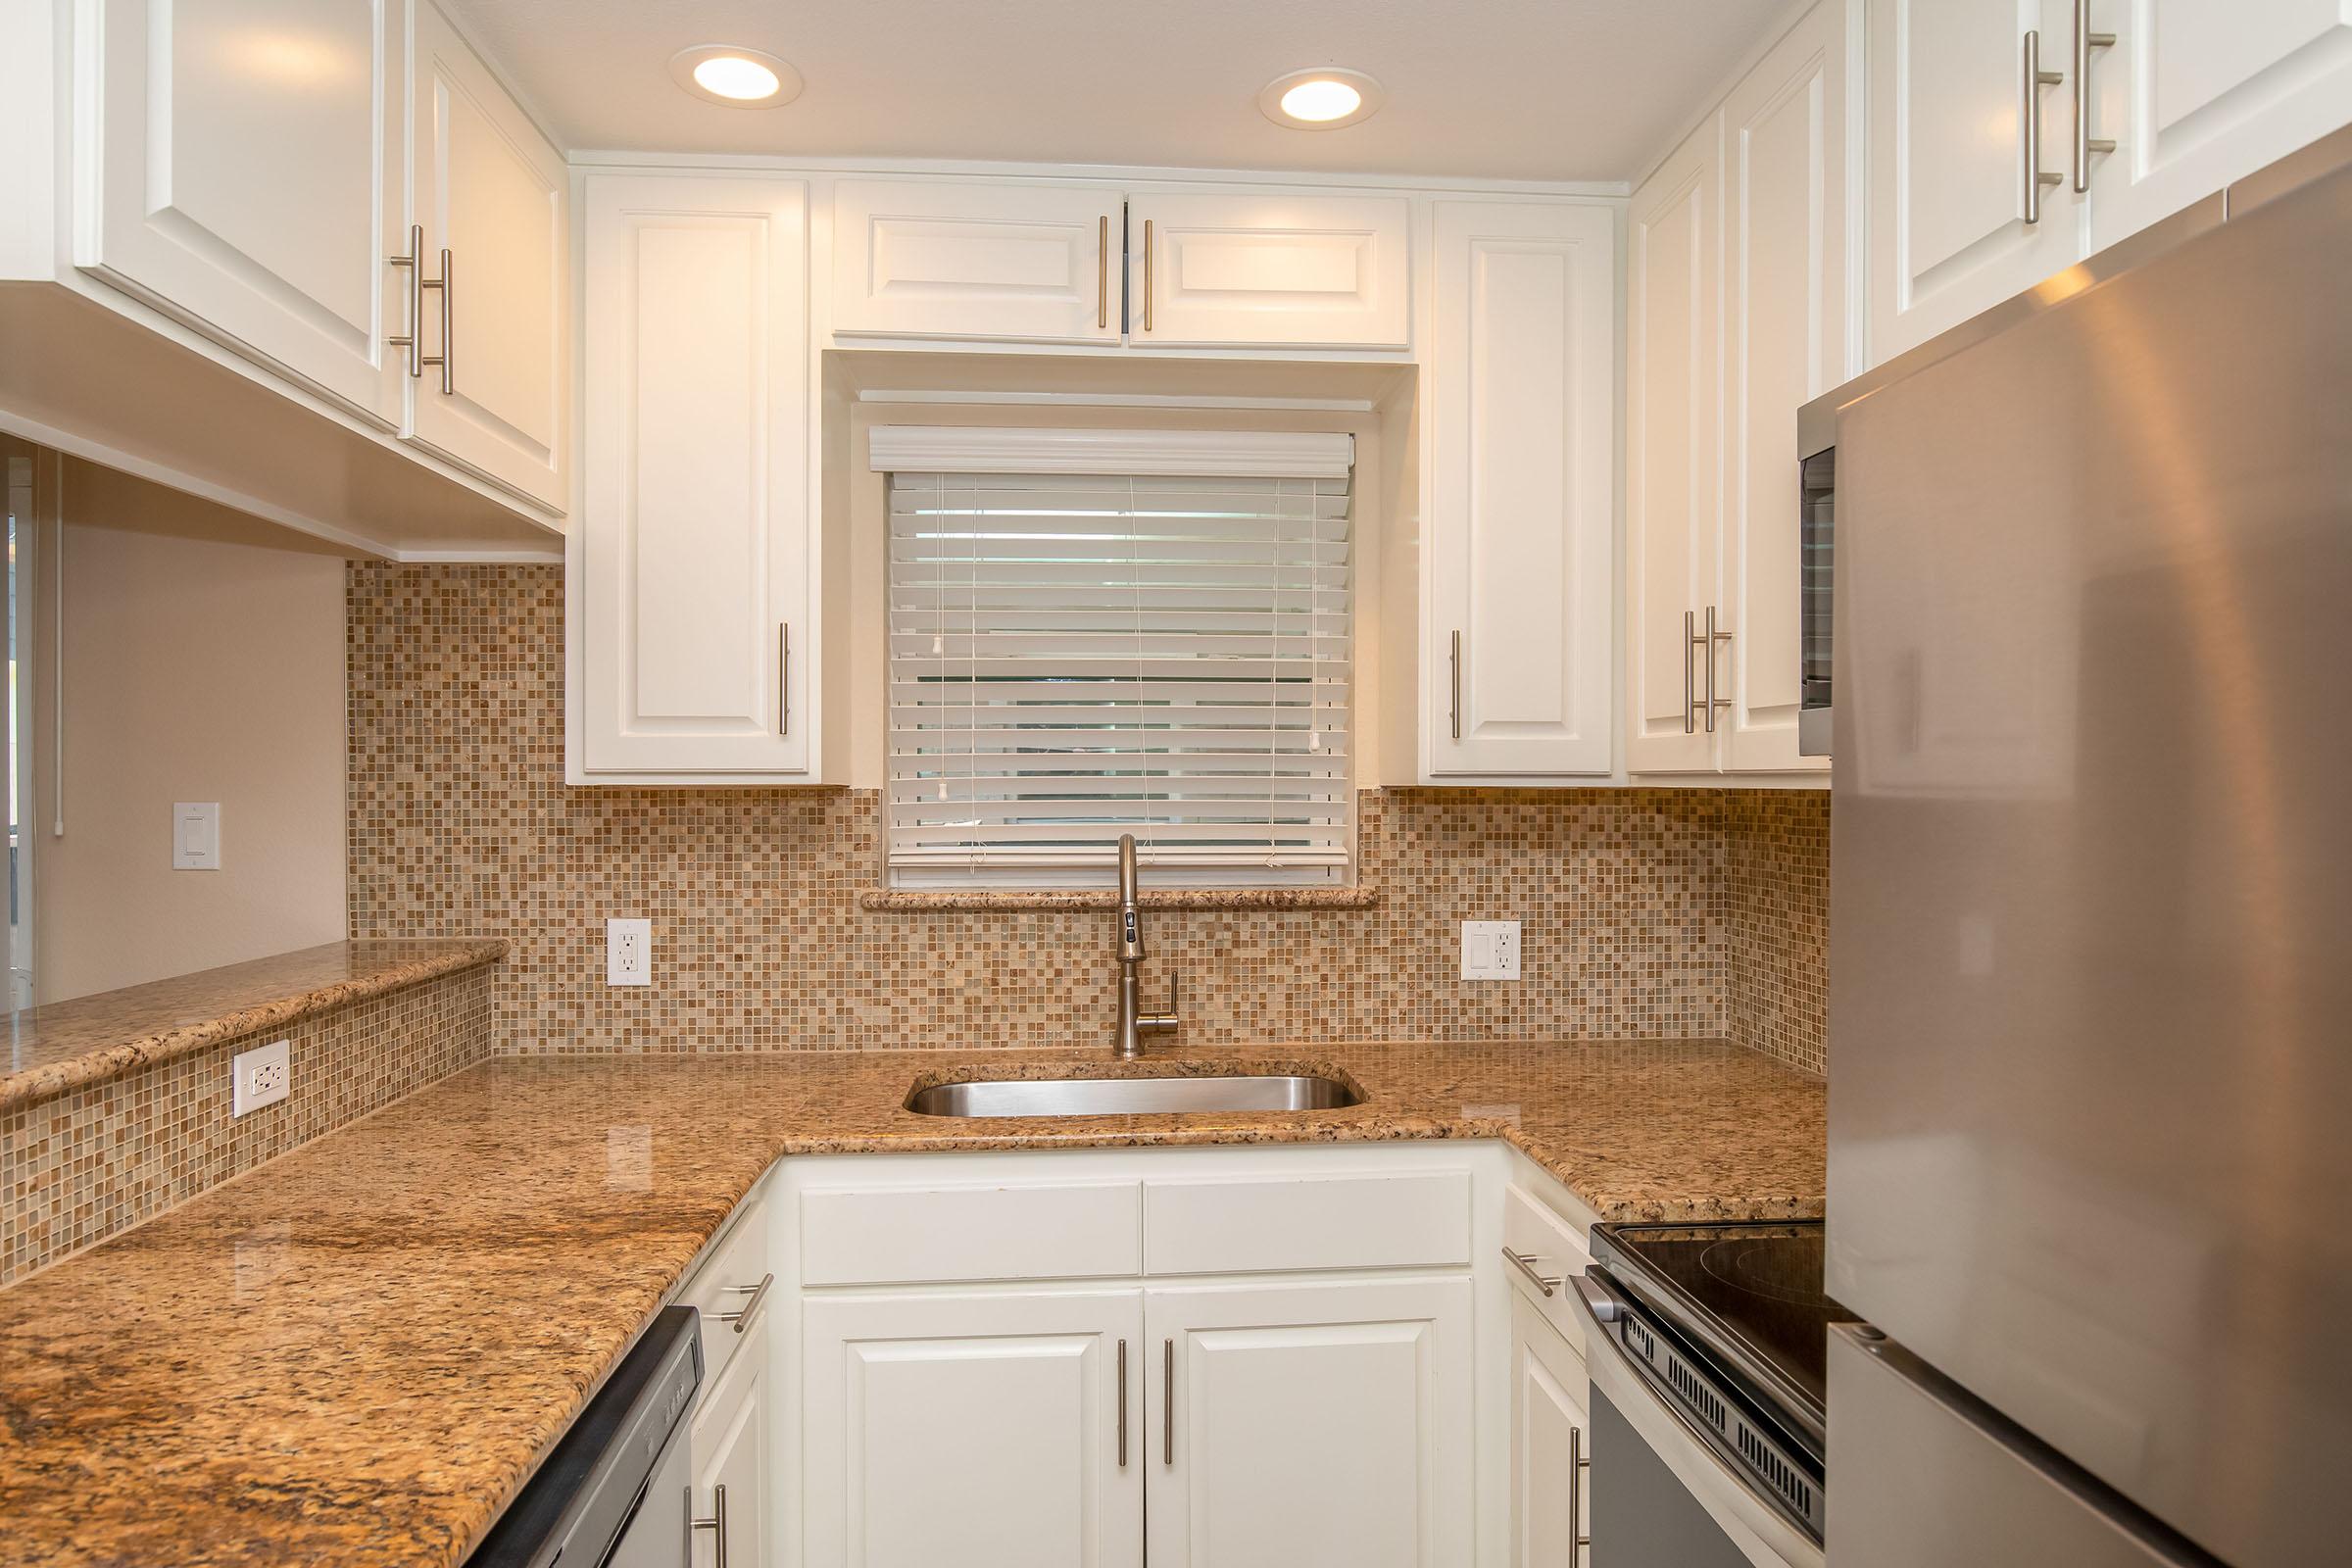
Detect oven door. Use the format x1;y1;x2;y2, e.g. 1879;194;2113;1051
1573;1275;1823;1568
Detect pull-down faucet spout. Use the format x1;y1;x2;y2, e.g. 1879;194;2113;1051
1113;834;1179;1058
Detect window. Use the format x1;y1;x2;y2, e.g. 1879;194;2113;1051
876;427;1353;886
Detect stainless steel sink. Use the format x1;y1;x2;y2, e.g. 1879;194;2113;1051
905;1073;1362;1118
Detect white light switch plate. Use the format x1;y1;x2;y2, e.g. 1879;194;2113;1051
606;917;652;986
231;1039;290;1116
1461;919;1522;981
172;802;220;870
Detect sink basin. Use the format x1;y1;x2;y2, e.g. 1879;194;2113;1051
905;1073;1362;1118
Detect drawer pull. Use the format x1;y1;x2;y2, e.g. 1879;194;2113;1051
690;1482;728;1568
716;1272;774;1336
1502;1246;1563;1297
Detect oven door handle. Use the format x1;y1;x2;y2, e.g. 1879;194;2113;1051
1571;1274;1626;1325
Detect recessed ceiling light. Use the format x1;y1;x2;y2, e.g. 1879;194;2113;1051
668;44;803;108
1258;68;1384;130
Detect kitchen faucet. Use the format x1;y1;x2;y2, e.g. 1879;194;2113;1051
1113;833;1180;1058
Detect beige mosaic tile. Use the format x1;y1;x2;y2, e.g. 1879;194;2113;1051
346;564;1828;1068
0;966;493;1285
1723;790;1832;1076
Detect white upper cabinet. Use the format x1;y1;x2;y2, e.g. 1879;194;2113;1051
579;174;814;778
1425;200;1616;778
1867;0;2082;364
1128;192;1410;349
406;0;567;511
1723;0;1849;773
76;0;407;427
831;180;1124;343
1625;121;1724;776
2086;0;2352;251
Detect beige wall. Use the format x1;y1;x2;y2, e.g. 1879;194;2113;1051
32;463;348;1002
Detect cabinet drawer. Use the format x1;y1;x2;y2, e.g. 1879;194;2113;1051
1144;1171;1471;1276
680;1190;772;1390
1502;1184;1594;1355
800;1181;1141;1286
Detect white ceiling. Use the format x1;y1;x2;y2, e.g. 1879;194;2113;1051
438;0;1791;183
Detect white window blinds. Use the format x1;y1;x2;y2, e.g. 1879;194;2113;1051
882;432;1352;879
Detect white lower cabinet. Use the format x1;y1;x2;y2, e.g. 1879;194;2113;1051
802;1288;1145;1568
1509;1291;1592;1568
689;1326;772;1568
1147;1278;1474;1568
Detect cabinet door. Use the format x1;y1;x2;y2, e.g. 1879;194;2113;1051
1866;0;2083;363
831;180;1123;343
1146;1277;1473;1568
802;1289;1144;1568
580;175;811;776
1723;1;1846;775
77;0;406;426
689;1329;770;1568
1625;120;1723;775
1510;1293;1592;1568
1127;193;1409;349
408;0;566;510
1426;201;1615;778
2087;0;2352;251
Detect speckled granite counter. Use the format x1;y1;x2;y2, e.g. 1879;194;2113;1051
0;939;511;1109
0;1038;1823;1568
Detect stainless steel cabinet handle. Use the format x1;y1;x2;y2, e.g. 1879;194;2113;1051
1448;630;1463;741
2072;1;2116;193
1162;1338;1174;1466
1702;605;1733;734
715;1272;774;1336
776;622;791;736
1571;1424;1590;1555
1502;1246;1563;1297
387;223;424;377
1684;610;1700;734
1142;219;1154;332
1098;215;1110;330
1116;1338;1129;1466
2022;30;2064;223
690;1483;728;1568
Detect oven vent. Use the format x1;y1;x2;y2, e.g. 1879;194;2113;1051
1740;1424;1816;1517
1623;1318;1656;1360
1667;1354;1728;1430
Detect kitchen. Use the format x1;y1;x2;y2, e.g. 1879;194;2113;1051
0;1;2343;1565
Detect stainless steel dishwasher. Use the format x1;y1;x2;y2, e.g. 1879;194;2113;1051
468;1305;704;1568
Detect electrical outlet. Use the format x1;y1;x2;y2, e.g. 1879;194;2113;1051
231;1039;291;1116
1461;919;1522;981
607;917;652;986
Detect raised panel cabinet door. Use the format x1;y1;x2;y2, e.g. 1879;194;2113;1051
1625;119;1724;775
831;180;1123;343
1126;192;1409;349
1867;0;2083;364
1426;200;1615;778
1145;1277;1474;1568
1509;1293;1592;1568
581;174;811;776
77;0;406;426
2086;0;2352;251
688;1334;770;1568
1724;0;1847;775
407;0;565;510
801;1289;1145;1568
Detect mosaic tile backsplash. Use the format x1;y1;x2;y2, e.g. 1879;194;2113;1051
347;564;1829;1069
0;965;492;1284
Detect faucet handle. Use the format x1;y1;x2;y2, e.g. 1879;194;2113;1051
1140;964;1181;1035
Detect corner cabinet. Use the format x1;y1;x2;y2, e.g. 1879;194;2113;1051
575;173;821;781
1423;200;1616;779
1626;0;1844;777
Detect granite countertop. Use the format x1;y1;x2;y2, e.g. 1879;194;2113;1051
0;939;513;1109
0;1038;1824;1568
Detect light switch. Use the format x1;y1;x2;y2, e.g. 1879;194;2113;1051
172;803;221;870
1461;919;1522;981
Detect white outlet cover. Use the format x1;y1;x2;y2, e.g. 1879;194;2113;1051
607;917;652;986
231;1039;291;1116
172;802;221;870
1461;919;1522;981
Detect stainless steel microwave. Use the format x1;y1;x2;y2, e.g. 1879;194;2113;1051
1795;410;1835;757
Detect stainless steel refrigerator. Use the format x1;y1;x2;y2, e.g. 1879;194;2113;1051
1817;129;2352;1567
